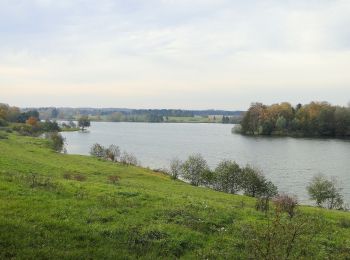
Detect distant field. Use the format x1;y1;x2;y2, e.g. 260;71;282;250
0;133;349;259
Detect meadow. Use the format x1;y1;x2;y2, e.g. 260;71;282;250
0;133;350;259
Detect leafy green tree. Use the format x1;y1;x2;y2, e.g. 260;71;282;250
182;154;209;186
334;107;350;136
214;160;242;194
41;120;60;132
201;169;216;187
0;118;8;126
307;175;343;209
317;106;335;136
241;103;266;135
46;132;66;152
5;106;21;122
260;119;274;135
275;116;287;132
51;108;59;118
241;166;277;198
78;116;91;131
240;101;350;137
17;110;40;123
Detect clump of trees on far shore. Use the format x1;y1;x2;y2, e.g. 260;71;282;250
0;103;64;136
1;103;40;125
237;101;350;137
78;116;91;131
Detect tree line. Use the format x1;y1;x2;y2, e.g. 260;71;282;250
238;101;350;137
168;155;278;207
168;154;346;210
20;106;244;123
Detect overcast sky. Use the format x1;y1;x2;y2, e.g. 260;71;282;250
1;0;350;109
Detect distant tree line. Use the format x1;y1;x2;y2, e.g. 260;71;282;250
106;112;164;123
0;103;67;152
0;103;40;125
222;115;241;124
238;102;350;137
22;107;244;123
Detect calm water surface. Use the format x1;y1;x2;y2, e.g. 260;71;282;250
62;122;350;204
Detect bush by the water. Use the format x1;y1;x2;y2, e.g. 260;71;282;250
168;154;278;201
45;132;66;153
307;174;344;209
90;143;138;166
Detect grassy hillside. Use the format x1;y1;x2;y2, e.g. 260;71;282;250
0;133;349;259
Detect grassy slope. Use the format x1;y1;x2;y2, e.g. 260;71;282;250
0;134;349;259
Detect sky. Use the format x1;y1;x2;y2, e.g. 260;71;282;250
1;0;350;110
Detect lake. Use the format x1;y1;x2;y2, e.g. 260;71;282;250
61;122;350;205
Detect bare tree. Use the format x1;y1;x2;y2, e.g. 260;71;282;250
169;158;183;180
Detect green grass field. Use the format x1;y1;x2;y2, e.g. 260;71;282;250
0;133;349;259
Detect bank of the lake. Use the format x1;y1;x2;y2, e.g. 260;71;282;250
61;122;350;205
1;133;350;259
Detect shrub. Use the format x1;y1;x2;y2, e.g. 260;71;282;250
182;154;209;186
255;197;270;213
63;172;72;179
307;174;343;209
73;174;87;182
45;132;66;152
105;144;120;162
168;158;183;180
27;173;57;190
41;120;60;132
231;124;242;134
201;169;215;187
26;116;38;126
107;175;120;184
13;124;39;136
120;151;139;166
338;218;350;228
63;172;86;181
0;118;8;127
90;143;106;158
245;211;323;259
273;194;298;218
